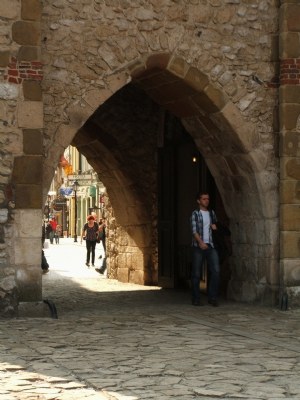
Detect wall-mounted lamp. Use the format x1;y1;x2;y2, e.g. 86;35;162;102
192;155;197;163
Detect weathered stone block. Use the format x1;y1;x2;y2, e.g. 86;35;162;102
204;83;229;112
117;267;129;283
286;286;300;308
117;253;127;269
131;252;144;270
22;80;42;101
281;259;300;286
0;209;8;224
184;67;209;93
23;129;43;155
286;4;300;32
15;184;42;208
279;103;300;131
127;225;151;248
15;238;41;264
17;46;40;61
280;131;300;157
284;158;300;180
106;72;129;94
21;0;42;21
280;204;300;230
279;32;300;59
13;155;43;184
0;83;19;100
262;258;280;286
17;101;43;129
12;21;41;46
280;179;300;204
129;269;144;285
18;301;50;318
281;231;300;258
0;51;10;67
15;264;42;302
168;57;188;78
280;85;300;104
16;209;43;238
146;53;170;71
0;0;19;19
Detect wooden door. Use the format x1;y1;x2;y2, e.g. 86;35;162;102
157;146;176;288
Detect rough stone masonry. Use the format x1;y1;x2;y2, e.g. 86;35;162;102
0;0;300;315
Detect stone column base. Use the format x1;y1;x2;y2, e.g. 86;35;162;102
18;301;57;318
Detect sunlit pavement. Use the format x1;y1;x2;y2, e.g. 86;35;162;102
0;240;300;399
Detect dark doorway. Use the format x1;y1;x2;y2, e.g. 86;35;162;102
158;112;231;295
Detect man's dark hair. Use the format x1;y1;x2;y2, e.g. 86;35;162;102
196;191;209;200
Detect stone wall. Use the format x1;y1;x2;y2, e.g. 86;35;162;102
279;1;300;307
0;0;43;315
3;0;300;312
40;0;281;305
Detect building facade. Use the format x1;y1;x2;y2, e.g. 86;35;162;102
0;1;300;315
47;145;107;239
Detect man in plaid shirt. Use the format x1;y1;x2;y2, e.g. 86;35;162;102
190;191;220;307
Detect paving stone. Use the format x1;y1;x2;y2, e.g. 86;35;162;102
0;240;300;398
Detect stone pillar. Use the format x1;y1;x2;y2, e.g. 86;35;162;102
279;1;300;306
0;0;44;310
0;2;21;315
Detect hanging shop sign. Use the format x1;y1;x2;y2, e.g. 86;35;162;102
68;174;93;181
52;198;67;211
60;187;74;196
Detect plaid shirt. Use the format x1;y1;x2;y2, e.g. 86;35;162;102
190;209;217;248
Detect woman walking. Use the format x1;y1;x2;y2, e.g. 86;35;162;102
80;215;99;267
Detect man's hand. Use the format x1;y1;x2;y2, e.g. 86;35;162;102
199;241;208;250
211;224;217;230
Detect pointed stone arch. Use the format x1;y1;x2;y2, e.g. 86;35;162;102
43;53;279;303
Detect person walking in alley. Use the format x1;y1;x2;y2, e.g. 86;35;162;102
55;224;62;244
49;217;57;244
190;191;220;307
45;221;52;240
98;218;107;254
81;215;99;267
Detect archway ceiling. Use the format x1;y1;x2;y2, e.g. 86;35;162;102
72;84;160;223
72;67;265;218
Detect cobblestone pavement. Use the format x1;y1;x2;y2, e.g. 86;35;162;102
1;239;300;400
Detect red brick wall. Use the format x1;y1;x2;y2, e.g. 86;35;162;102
280;58;300;85
3;57;43;84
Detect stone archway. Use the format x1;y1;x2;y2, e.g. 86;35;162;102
42;54;279;304
2;0;285;315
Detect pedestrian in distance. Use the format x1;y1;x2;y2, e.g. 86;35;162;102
190;191;220;307
45;221;52;240
81;215;99;267
42;223;46;248
49;217;57;244
98;218;107;255
95;218;107;274
55;224;62;244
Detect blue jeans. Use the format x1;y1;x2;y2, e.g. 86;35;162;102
191;246;220;302
49;231;54;244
